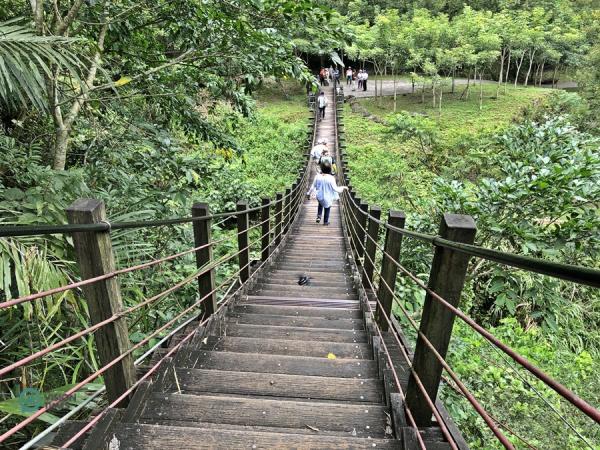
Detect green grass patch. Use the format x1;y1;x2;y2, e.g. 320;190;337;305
343;84;550;213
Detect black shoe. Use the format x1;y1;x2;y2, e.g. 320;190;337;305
316;217;321;223
323;222;330;226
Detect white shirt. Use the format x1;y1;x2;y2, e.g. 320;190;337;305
363;72;368;80
310;144;324;160
317;95;328;108
346;69;352;77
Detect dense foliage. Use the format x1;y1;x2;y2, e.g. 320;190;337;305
1;0;600;447
344;85;599;448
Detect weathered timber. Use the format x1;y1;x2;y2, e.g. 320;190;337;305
363;205;382;289
375;210;406;332
236;201;250;283
261;197;271;262
192;202;217;318
66;199;135;406
405;213;477;426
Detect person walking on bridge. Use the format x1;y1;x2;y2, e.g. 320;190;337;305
317;91;328;121
307;162;347;226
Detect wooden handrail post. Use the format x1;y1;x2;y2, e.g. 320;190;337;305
274;192;284;244
261;198;271;262
236;201;250;283
283;187;292;234
406;213;477;426
66;199;135;406
362;206;381;290
356;200;368;259
192;202;217;318
375;210;406;332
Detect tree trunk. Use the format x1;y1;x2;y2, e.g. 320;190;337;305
552;65;559;88
538;60;545;86
497;47;506;98
460;69;471;100
412;69;415;93
393;68;397;113
479;71;483;110
432;80;436;108
452;69;455;94
524;48;536;87
421;81;425;104
52;23;108;170
514;52;525;87
438;84;443;116
504;49;511;94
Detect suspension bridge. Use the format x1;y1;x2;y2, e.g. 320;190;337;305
0;83;599;449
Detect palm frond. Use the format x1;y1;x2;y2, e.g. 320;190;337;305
0;18;86;111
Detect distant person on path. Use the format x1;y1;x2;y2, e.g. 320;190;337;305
346;67;353;85
310;139;326;161
362;70;368;91
358;70;365;90
307;162;347;225
319;148;337;175
319;68;326;86
317;91;328;121
333;68;340;83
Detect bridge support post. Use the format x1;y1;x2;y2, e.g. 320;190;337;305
362;206;381;290
406;213;476;426
274;192;284;245
375;210;406;332
236;201;250;283
192;202;217;319
261;198;271;262
66;199;135;406
283;188;292;234
356;200;368;260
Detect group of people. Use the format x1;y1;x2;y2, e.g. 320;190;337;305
308;139;345;225
345;67;368;91
319;67;340;86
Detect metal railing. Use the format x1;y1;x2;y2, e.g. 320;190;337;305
331;82;600;450
0;108;318;449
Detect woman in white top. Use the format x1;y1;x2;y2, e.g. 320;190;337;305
308;162;347;225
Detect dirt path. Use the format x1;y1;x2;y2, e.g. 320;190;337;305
344;78;577;99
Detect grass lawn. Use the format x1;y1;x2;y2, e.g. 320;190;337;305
343;84;550;213
231;80;310;197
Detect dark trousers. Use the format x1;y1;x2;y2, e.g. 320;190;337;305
363;80;367;91
317;202;331;224
319;106;326;119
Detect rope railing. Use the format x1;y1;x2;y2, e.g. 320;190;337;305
1;108;317;448
342;196;504;449
0;188;298;238
343;190;600;288
341;178;600;426
332;84;599;447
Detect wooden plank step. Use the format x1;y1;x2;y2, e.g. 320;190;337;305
191;351;377;378
225;322;367;343
109;423;399;449
227;313;363;330
256;279;354;288
276;257;348;265
138;393;389;437
199;335;372;359
173;368;383;403
268;269;351;280
273;264;348;273
252;289;358;300
235;303;362;319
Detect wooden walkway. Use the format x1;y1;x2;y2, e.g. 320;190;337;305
54;86;456;449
